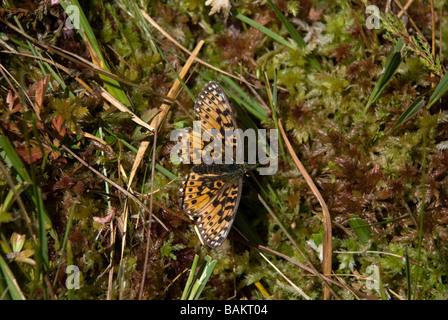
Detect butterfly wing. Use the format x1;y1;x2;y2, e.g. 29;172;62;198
193;82;240;162
194;81;238;133
179;165;243;248
180;82;244;248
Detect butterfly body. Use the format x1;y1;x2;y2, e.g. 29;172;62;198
191;163;249;176
179;81;248;248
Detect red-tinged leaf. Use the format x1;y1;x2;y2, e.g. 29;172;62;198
6;90;15;109
16;145;44;164
52;115;66;137
52;115;63;132
34;74;51;116
6;90;22;114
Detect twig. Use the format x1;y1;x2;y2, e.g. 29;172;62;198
254;243;375;300
149;40;204;130
117;141;151;298
258;251;311;300
333;250;420;265
43;126;169;231
277;119;333;300
397;0;415;18
257;194;339;299
392;0;423;36
0;17;173;102
140;10;254;88
138;117;159;300
347;0;371;50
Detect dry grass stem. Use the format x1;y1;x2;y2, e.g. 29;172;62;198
277;119;333;299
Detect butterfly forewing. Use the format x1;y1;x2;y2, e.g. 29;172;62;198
193;82;240;162
194;82;238;132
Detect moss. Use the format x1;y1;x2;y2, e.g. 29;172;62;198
2;0;448;301
48;97;90;133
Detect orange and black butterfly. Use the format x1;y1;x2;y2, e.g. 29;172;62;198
179;82;249;248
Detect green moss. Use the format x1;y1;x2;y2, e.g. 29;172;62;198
3;0;448;301
161;233;186;260
48;97;89;133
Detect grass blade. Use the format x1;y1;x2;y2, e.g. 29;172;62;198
388;67;448;131
364;38;404;114
221;76;267;120
405;246;411;300
60;0;132;107
390;96;425;131
0;134;31;183
155;44;194;101
265;0;321;70
0;255;26;300
266;0;305;48
426;69;448;109
181;254;199;300
53;205;76;287
192;259;217;300
0;134;54;268
264;70;285;160
348;215;372;244
181;255;217;300
235;13;293;49
11;16;75;100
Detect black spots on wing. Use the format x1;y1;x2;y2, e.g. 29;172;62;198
212;198;220;207
221;109;230;117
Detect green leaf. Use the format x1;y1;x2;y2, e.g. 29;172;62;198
0;135;31;183
364;38;404;114
390;96;425;131
348;215;372;244
181;255;217;300
235;13;293;49
60;0;132;107
0;255;26;300
265;0;321;70
181;254;199;300
426;70;448;109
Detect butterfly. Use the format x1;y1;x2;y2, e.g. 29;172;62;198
178;81;249;248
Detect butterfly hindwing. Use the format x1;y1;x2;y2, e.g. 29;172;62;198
196;176;242;248
180;164;243;248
